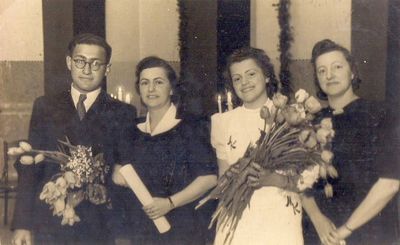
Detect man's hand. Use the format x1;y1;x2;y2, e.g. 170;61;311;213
12;229;32;245
112;164;128;187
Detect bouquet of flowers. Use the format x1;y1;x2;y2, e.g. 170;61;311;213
196;89;337;244
8;139;110;226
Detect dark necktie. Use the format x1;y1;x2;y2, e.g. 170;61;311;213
77;94;87;120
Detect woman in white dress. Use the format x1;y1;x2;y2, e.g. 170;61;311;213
211;47;303;245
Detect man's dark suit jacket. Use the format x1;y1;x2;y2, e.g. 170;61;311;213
12;90;136;244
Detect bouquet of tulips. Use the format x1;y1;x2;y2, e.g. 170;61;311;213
8;139;109;226
196;89;337;244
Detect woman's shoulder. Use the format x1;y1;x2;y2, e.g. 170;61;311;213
211;107;244;125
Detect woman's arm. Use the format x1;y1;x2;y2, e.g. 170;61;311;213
144;175;217;219
301;194;339;245
217;158;230;177
337;177;399;239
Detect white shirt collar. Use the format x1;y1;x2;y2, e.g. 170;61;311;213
137;103;182;136
71;84;101;111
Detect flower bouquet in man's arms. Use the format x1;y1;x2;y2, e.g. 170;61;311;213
196;89;337;244
8;139;110;226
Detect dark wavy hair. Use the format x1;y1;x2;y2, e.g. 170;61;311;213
311;39;361;100
67;33;112;63
135;56;178;103
224;47;279;100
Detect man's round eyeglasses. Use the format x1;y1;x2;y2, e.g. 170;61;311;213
72;59;107;71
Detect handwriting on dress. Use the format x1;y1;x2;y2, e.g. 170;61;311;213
286;196;301;215
227;136;237;150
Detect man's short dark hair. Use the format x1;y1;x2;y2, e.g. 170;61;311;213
67;33;112;63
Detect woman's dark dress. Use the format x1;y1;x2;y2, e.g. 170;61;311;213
111;119;217;245
303;99;399;245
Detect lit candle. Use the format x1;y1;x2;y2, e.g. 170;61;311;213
110;93;115;98
227;91;233;111
217;94;222;113
117;87;123;101
125;93;132;104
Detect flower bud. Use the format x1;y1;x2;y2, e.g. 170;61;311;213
19;141;32;152
320;118;333;130
304;96;322;114
297;165;320;191
34;154;45;164
282;106;304;126
321;150;334;164
299;130;317;149
295;89;309;103
327;165;339;178
272;92;288;108
260;106;271;120
20;155;34;165
56;177;67;189
7;147;21;156
319;165;327;179
324;183;334;198
316;128;331;144
53;198;66;217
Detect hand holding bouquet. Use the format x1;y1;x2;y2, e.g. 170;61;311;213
8;139;109;226
197;89;337;244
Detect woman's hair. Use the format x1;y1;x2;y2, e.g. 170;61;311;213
311;39;361;100
224;47;279;99
135;56;178;102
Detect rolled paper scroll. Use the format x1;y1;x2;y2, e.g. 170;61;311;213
119;164;171;233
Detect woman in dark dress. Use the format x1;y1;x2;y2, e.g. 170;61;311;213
302;39;399;245
111;56;218;244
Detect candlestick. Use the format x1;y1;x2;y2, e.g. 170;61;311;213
117;87;123;101
217;94;222;114
227;91;233;111
125;93;132;104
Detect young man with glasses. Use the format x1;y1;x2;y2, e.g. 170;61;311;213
11;33;137;245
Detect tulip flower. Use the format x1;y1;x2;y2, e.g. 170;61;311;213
327;165;339;178
53;198;66;217
321;150;334;164
272;92;288;108
19;141;32;152
304;96;322;113
7;147;21;156
20;155;34;165
297;165;320;191
298;130;317;149
320;118;333;130
324;183;334;198
316;128;331;144
34;154;45;164
260;106;271;120
282;106;304;126
61;205;80;226
295;89;309;103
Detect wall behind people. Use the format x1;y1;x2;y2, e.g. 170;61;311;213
0;0;44;142
106;0;179;116
251;0;388;101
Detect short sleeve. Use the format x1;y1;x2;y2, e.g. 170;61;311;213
211;113;228;161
